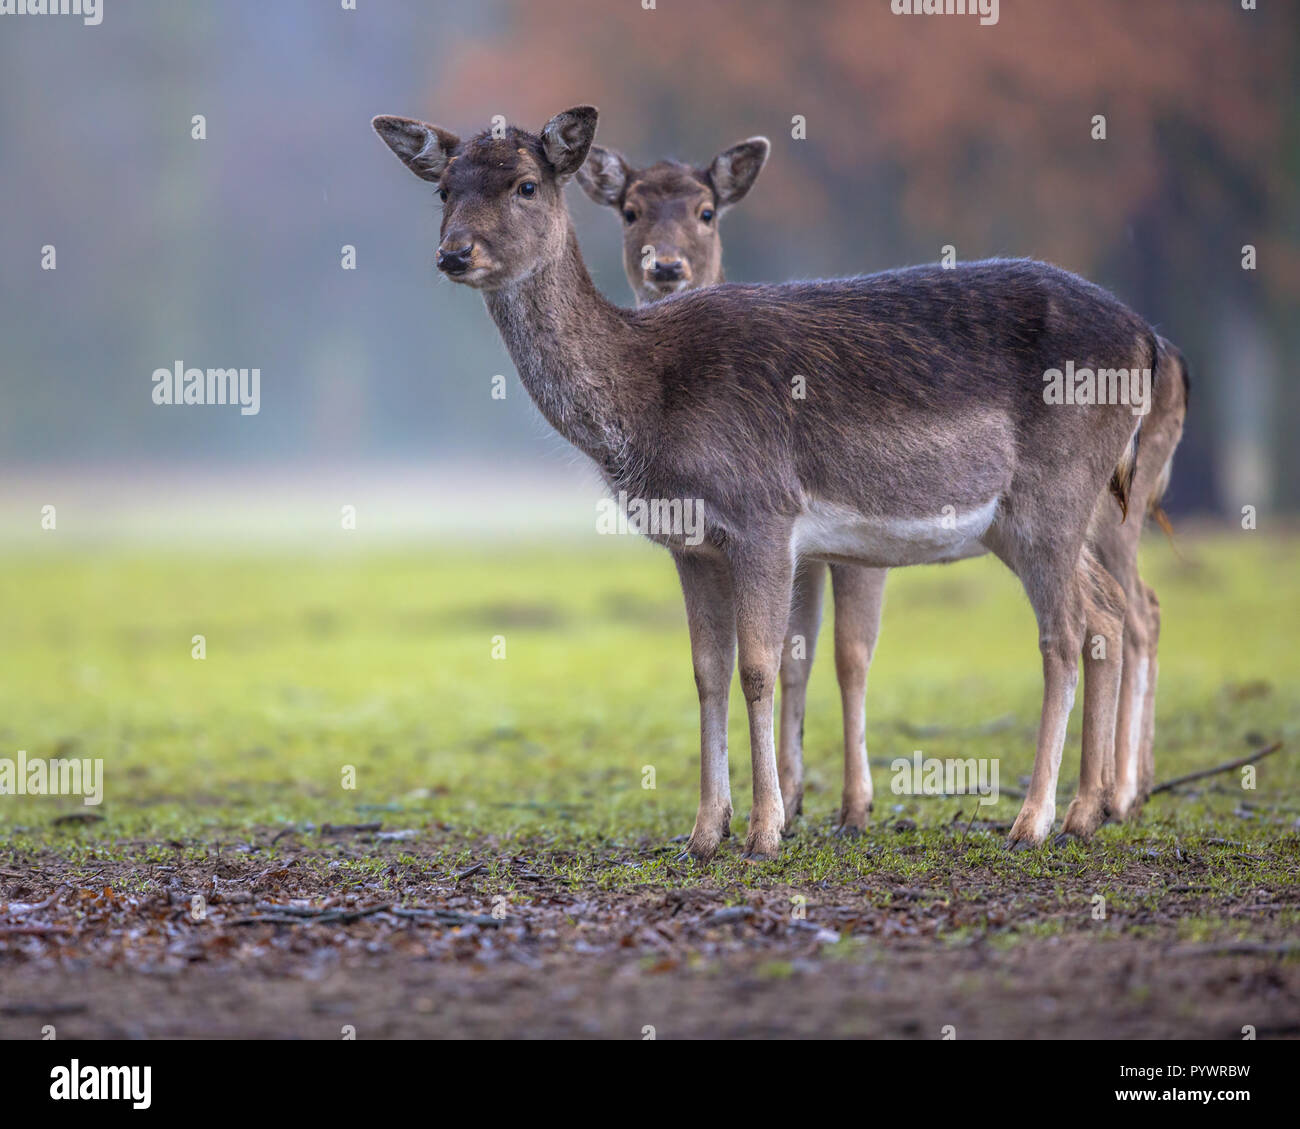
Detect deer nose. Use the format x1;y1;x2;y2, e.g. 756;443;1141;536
650;258;685;282
437;241;475;275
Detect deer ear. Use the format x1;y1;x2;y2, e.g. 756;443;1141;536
540;106;599;180
372;116;460;182
576;145;630;206
707;136;770;210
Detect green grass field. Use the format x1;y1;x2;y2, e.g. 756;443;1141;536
1;531;1295;875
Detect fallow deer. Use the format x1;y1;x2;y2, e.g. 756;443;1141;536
580;136;1189;835
576;137;769;305
577;137;887;836
373;105;1179;861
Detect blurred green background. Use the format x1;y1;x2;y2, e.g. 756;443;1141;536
1;0;1296;517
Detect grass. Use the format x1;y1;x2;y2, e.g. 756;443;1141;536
0;530;1296;897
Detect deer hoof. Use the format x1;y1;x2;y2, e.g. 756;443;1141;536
1061;796;1105;840
1006;804;1054;849
741;830;782;862
679;834;721;864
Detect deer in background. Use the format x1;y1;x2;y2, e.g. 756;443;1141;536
373;105;1183;860
576;131;1188;834
577;137;888;836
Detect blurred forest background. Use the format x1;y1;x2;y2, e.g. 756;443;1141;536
1;0;1296;521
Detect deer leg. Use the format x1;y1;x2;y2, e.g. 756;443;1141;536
672;551;737;862
830;564;887;835
1110;575;1151;821
1005;550;1087;849
1062;549;1127;839
777;559;826;833
732;541;795;861
1136;582;1160;806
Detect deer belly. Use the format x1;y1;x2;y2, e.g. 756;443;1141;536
793;497;998;568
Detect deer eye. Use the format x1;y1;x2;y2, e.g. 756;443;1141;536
700;208;715;223
623;209;637;224
518;181;537;198
438;188;449;203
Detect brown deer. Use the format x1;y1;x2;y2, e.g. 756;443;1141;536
576;137;1189;836
577;137;887;836
576;137;770;306
373;105;1182;861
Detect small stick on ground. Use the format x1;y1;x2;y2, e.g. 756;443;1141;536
0;924;74;936
1150;741;1284;796
1166;940;1299;958
959;807;978;844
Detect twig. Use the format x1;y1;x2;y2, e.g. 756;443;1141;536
390;907;503;928
1166;940;1299;958
959;806;979;844
1150;742;1284;796
896;714;1017;740
227;903;393;926
0;924;74;936
252;902;331;917
319;822;382;835
0;1001;87;1016
6;885;70;915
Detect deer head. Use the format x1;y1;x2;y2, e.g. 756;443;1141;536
576;138;770;304
371;106;599;290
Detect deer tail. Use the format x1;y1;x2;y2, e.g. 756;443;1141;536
1108;331;1160;522
1146;339;1189;543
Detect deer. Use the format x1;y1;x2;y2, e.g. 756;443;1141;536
372;104;1183;861
577;138;888;837
575;135;1189;836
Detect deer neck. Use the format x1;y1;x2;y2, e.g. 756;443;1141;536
484;225;642;473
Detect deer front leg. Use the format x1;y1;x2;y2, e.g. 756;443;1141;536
777;559;827;833
673;551;737;862
830;564;887;835
732;542;795;861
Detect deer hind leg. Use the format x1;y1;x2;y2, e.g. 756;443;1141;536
1111;574;1152;821
732;541;795;861
830;564;887;835
1136;582;1160;806
1061;548;1127;839
777;560;827;833
1002;545;1088;849
673;551;737;862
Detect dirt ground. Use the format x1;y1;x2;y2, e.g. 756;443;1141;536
3;834;1297;1040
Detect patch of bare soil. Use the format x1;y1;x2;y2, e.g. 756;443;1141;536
2;842;1297;1039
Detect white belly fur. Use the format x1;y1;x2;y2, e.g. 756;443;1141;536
793;496;999;568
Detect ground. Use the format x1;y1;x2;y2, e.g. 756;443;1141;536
1;532;1296;1038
